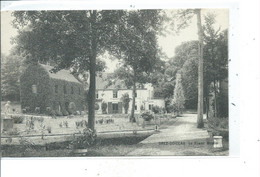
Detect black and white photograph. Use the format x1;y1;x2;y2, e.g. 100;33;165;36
1;8;230;157
2;0;260;177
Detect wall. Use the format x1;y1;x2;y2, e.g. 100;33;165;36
49;79;85;112
146;99;165;110
20;63;85;114
20;63;52;113
96;86;164;114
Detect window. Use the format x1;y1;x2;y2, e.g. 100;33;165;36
96;93;99;99
113;90;118;98
71;86;74;94
135;105;137;110
55;85;58;93
149;104;153;110
135;92;137;98
63;85;67;94
32;85;37;94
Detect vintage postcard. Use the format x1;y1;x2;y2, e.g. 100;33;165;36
1;6;231;157
8;0;260;177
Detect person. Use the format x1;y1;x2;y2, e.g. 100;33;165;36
5;101;11;114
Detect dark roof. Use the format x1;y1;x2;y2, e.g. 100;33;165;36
96;73;128;90
40;64;81;84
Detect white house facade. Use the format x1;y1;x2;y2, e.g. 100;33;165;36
95;74;165;114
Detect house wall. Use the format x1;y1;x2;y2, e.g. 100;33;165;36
49;79;85;113
20;63;85;114
20;63;52;113
96;85;164;114
146;99;165;110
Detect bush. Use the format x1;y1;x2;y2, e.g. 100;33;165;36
71;128;96;149
166;104;174;113
75;120;88;129
208;117;229;140
208;117;228;129
36;116;44;123
121;93;130;114
35;107;40;114
50;110;56;116
22;106;30;113
152;106;161;114
62;109;69;116
46;107;52;115
68;102;76;115
95;103;100;111
12;115;24;124
141;111;154;121
22;108;27;114
162;108;167;114
26;117;35;131
55;110;63;116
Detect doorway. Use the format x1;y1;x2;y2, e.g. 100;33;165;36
112;103;118;114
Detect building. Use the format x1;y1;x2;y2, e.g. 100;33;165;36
20;63;85;114
95;74;165;114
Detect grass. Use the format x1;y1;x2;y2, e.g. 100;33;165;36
1;135;150;157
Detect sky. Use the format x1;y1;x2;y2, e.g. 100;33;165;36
1;9;228;72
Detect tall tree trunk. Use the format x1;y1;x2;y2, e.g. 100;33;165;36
88;10;97;131
130;69;136;122
196;9;204;128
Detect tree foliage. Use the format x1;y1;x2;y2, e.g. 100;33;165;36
203;14;228;117
108;10;164;121
120;93;130;114
172;73;185;115
167;12;228;119
1;51;25;101
172;9;204;127
12;10;125;131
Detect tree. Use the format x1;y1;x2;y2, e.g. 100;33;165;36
109;10;163;122
1;52;25;101
180;52;199;109
156;41;198;111
12;10;125;131
203;14;228;117
121;93;130;114
172;73;185;116
174;9;204;128
113;65;152;121
196;9;204;128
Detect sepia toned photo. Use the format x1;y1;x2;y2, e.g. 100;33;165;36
1;9;229;157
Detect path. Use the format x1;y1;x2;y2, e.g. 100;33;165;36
128;114;213;156
141;113;209;143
